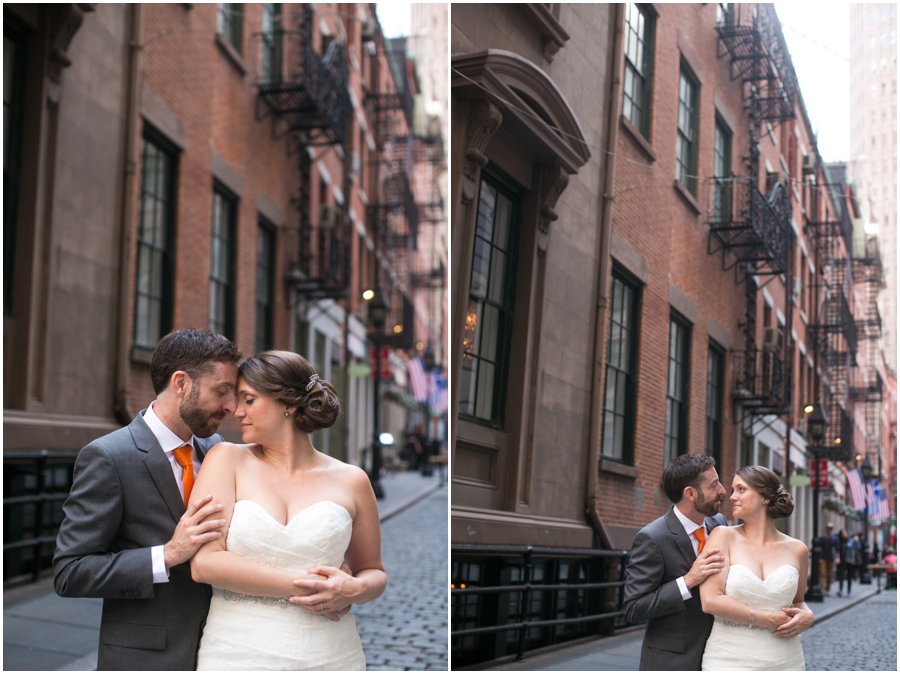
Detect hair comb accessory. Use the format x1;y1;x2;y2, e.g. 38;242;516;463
776;485;786;495
305;373;320;392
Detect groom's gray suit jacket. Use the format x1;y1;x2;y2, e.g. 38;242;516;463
53;412;221;671
623;506;728;671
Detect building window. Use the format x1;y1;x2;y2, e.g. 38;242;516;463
209;187;237;338
602;270;641;462
623;3;654;138
460;172;519;428
4;27;26;318
716;3;733;25
676;64;699;195
217;3;243;54
134;135;177;349
713;116;732;221
260;3;282;84
256;218;275;353
665;314;690;465
705;342;724;468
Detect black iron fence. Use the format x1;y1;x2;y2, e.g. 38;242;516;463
451;544;631;667
3;450;77;584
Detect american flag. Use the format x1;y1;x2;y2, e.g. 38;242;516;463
846;469;867;511
407;357;429;403
429;373;448;414
866;482;877;516
871;481;892;522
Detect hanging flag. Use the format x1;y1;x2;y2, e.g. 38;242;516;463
847;469;867;511
875;484;890;521
428;373;448;414
866;482;877;516
407;357;429;403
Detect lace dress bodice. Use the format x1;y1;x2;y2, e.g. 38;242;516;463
196;501;366;671
701;564;805;671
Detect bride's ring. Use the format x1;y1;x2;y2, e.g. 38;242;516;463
319;602;324;612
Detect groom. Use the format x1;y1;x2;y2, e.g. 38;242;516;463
53;328;242;670
623;453;728;671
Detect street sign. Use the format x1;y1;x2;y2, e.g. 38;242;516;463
817;459;829;489
348;363;371;378
789;474;811;487
369;347;391;380
810;459;829;489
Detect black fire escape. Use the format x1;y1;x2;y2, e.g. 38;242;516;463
851;237;884;463
711;4;797;430
253;5;351;300
805;176;854;460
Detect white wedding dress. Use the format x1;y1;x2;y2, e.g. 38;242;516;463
196;500;366;671
701;564;805;671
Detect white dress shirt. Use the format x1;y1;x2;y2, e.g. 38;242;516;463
672;505;707;601
143;402;199;583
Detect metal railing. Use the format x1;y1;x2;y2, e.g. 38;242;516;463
4;450;77;583
451;544;631;664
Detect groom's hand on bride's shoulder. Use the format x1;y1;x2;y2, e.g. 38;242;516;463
163;495;226;569
684;548;725;589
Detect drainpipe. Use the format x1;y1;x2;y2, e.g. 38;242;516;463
586;3;626;550
114;4;143;426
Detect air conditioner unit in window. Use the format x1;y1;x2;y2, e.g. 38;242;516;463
763;327;783;353
319;204;340;230
802;154;816;174
360;19;376;42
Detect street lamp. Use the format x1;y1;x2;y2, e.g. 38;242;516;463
368;289;388;499
861;455;874;584
805;403;827;603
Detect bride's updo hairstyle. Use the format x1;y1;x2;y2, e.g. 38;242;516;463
238;350;341;433
735;465;794;519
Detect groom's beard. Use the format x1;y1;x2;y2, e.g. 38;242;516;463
179;386;227;438
694;491;723;518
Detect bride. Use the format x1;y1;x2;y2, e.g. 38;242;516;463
699;465;814;671
190;350;387;670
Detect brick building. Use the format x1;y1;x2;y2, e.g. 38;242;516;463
450;3;891;666
4;3;445;584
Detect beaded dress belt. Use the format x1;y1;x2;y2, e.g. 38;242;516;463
720;617;767;630
222;589;294;609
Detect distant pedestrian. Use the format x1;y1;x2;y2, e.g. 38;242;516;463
837;530;860;597
816;522;836;594
883;546;897;589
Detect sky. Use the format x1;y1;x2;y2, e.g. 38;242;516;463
774;2;851;163
376;3;411;39
371;3;852;159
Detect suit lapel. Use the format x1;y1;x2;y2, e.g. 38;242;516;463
665;507;698;565
129;412;186;522
705;513;728;533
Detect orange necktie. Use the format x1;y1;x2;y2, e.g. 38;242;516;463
694;527;706;554
174;445;194;507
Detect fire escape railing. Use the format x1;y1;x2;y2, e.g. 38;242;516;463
706;176;791;277
805;208;852;459
713;4;797;431
851;245;884;462
252;6;352;301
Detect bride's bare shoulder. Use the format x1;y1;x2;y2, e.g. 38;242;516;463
709;522;739;540
206;442;258;463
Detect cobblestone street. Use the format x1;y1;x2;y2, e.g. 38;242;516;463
801;588;897;671
356;486;448;670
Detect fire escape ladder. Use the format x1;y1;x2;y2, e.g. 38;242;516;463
255;5;352;301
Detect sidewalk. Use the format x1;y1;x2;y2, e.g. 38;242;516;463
3;470;443;672
488;579;887;671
